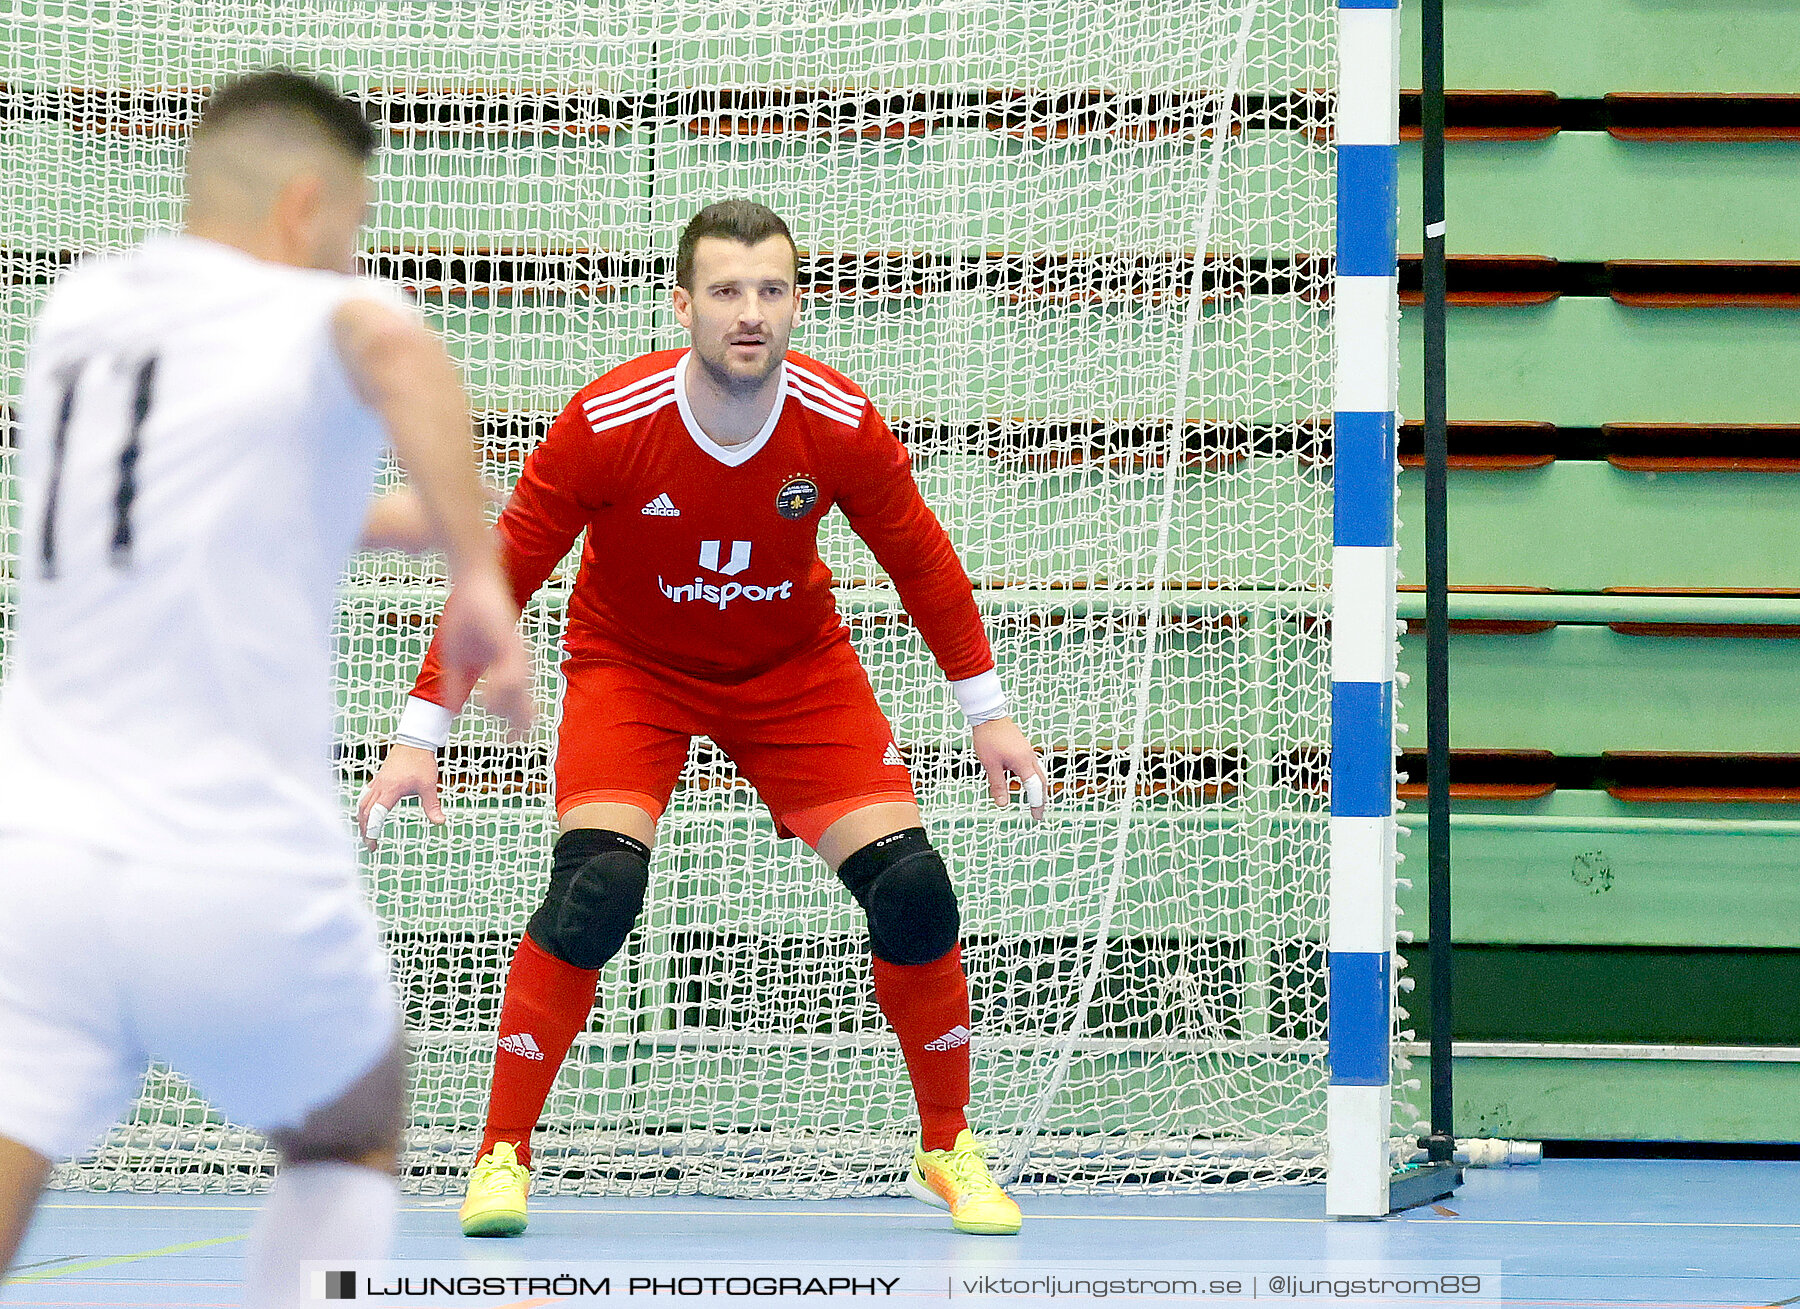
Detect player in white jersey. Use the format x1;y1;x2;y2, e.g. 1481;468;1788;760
0;71;534;1300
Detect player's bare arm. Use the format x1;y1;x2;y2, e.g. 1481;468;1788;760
358;486;436;553
355;379;602;850
333;297;534;741
359;475;504;553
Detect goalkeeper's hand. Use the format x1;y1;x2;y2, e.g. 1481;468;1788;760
357;744;443;851
972;717;1048;821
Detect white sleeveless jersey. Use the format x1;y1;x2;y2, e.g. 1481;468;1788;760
0;235;404;873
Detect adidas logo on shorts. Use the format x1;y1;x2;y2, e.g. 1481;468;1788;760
883;742;905;767
924;1025;971;1052
641;493;681;516
498;1032;546;1061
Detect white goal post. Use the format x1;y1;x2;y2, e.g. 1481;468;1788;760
0;0;1405;1213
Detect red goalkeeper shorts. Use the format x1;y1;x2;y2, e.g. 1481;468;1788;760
552;631;916;845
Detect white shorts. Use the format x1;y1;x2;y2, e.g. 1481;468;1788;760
0;835;401;1161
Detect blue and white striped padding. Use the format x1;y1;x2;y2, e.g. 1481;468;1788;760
1327;0;1401;1219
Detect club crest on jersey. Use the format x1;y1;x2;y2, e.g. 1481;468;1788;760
775;476;819;520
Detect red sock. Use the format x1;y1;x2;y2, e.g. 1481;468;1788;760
479;933;600;1168
872;945;971;1152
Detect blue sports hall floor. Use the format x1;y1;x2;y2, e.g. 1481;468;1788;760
7;1160;1798;1307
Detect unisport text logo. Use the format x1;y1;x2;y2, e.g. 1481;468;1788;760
660;541;794;611
659;577;795;610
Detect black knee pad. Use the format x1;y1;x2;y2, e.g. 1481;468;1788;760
526;829;651;969
834;827;960;966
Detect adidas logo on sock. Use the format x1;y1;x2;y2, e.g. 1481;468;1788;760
882;742;905;767
924;1024;970;1052
641;493;681;516
498;1032;545;1061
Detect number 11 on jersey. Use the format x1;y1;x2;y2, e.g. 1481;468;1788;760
39;353;158;580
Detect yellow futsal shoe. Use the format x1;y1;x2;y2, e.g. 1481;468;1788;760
906;1130;1023;1235
460;1142;531;1237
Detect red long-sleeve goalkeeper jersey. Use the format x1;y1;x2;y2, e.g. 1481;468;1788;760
412;348;994;710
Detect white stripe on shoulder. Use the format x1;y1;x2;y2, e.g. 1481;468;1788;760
785;371;864;423
793;393;861;429
787;373;863;422
582;366;678;414
590;393;676;434
785;362;866;413
585;378;675;422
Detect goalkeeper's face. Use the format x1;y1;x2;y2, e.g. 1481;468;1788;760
674;236;800;395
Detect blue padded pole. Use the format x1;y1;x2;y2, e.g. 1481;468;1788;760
1327;0;1402;1218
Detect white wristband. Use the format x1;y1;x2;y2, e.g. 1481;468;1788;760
394;695;453;753
951;670;1009;727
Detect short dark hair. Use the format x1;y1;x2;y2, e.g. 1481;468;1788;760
194;69;378;162
676;201;797;290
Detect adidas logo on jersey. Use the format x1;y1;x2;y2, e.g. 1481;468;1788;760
498;1032;546;1061
924;1025;971;1052
883;743;905;767
641;493;681;516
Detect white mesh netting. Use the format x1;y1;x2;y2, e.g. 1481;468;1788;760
0;1;1364;1194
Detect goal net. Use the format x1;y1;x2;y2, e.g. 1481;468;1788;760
0;0;1390;1195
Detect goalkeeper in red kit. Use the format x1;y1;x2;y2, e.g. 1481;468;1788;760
358;200;1047;1239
